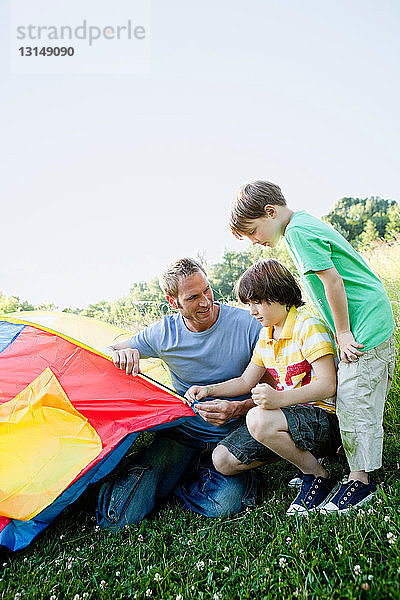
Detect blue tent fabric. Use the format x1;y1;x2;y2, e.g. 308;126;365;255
0;322;25;354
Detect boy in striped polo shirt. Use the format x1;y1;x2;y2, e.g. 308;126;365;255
185;259;341;514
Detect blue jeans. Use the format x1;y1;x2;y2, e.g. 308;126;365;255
96;430;258;530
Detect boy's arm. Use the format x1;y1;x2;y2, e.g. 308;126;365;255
251;354;336;410
183;362;266;426
314;267;364;363
184;362;266;404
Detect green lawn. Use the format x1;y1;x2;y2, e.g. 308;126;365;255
1;271;399;600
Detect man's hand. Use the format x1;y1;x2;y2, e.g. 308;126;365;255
184;385;210;405
111;347;140;375
251;383;282;410
195;399;238;426
337;331;365;364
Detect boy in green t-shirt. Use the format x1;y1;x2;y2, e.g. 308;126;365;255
229;180;396;513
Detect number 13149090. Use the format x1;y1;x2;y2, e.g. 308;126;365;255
19;47;75;56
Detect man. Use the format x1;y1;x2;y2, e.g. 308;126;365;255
96;257;263;529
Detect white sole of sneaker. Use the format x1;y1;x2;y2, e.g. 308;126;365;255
320;490;376;515
286;482;342;516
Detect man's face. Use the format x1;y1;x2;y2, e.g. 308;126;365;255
169;272;218;332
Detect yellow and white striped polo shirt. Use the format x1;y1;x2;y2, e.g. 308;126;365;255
251;306;336;412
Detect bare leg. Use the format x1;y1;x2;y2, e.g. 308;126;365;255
212;444;276;476
349;470;369;484
246;406;328;478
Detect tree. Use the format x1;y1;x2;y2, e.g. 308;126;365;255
323;196;400;248
359;219;379;248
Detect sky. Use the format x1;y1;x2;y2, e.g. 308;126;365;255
1;0;399;309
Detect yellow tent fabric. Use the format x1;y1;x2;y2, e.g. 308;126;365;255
1;311;175;391
0;367;102;521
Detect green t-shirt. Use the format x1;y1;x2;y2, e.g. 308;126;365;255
284;211;394;350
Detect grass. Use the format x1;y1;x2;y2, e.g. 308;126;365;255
1;241;400;600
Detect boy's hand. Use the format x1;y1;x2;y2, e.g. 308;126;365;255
184;385;210;405
251;383;282;409
337;331;365;364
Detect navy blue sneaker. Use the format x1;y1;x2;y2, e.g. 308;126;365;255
287;473;338;515
321;479;377;514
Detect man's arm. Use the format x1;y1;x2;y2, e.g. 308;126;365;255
103;340;141;376
251;354;337;410
314;267;364;363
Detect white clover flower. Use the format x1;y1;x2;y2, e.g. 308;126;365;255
368;574;374;580
337;544;343;555
59;534;64;540
73;595;80;600
176;595;183;600
116;571;121;577
100;581;106;590
154;573;162;582
94;525;100;532
213;594;221;600
223;566;230;572
299;549;304;556
196;560;205;571
138;534;144;542
354;564;362;576
187;539;193;546
50;596;57;600
286;537;292;544
279;557;287;568
384;515;390;522
145;590;153;597
387;532;397;545
191;586;195;590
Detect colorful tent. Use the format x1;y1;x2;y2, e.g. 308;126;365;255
0;312;193;551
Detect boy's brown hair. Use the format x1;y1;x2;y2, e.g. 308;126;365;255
230;180;286;237
235;259;304;311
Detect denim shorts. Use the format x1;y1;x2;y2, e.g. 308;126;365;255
219;405;341;465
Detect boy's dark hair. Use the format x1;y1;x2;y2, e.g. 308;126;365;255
230;180;286;237
235;259;304;310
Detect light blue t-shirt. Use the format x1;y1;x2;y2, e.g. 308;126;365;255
129;303;262;442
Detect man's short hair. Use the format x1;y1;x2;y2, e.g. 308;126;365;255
160;257;207;298
230;180;287;237
235;259;304;310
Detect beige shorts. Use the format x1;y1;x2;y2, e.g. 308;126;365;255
336;334;396;472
